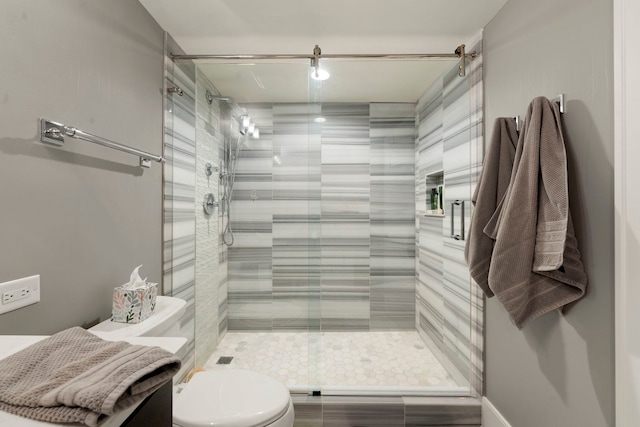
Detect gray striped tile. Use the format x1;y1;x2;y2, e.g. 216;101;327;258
321;396;405;427
292;395;323;427
370;103;416;330
403;396;481;427
227;103;275;331
320;104;371;330
194;71;223;366
414;43;484;394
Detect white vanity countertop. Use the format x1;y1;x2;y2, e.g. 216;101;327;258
0;334;187;427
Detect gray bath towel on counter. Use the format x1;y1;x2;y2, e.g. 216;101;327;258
485;97;587;328
0;327;181;426
465;117;518;297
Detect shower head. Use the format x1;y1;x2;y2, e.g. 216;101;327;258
205;89;246;121
205;91;259;140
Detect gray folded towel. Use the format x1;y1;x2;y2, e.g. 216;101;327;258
0;327;181;426
485;96;587;328
465;117;518;296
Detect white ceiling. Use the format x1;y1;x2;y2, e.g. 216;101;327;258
140;0;509;103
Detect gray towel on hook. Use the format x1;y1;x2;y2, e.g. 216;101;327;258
484;96;587;328
465;117;518;296
0;327;181;426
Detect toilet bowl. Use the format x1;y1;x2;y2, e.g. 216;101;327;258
90;296;294;427
173;369;294;427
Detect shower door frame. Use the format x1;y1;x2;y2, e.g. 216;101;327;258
164;40;485;397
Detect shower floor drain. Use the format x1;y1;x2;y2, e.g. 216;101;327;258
216;356;234;365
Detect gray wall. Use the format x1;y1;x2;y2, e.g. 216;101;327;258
0;1;165;334
484;0;614;426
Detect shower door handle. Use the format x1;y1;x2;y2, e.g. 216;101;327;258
450;200;465;241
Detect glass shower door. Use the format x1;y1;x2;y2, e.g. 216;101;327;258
306;72;323;394
441;61;482;394
307;56;481;395
185;60;321;393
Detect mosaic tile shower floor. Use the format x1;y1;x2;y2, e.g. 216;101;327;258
203;331;461;391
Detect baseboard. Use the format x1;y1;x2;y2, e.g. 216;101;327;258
482;397;512;427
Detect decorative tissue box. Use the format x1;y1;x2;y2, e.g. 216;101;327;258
111;282;158;324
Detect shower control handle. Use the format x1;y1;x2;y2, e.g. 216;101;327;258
205;162;219;177
203;193;218;216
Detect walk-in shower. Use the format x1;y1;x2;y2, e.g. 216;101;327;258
164;42;484;399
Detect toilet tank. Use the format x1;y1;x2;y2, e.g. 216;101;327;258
89;296;186;338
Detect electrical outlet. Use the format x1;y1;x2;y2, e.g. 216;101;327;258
0;275;40;315
2;285;33;304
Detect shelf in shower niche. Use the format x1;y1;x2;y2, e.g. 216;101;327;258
425;170;445;217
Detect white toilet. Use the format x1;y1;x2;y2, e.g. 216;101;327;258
90;296;295;427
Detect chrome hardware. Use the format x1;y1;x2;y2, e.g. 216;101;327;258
455;44;466;77
450;200;465;241
168;86;183;96
311;44;322;79
250;190;258;201
45;127;62;139
553;93;566;114
40;120;66;146
39;119;165;168
203;193;218;215
205;163;218;177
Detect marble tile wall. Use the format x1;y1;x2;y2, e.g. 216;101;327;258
320;104;371;330
415;80;445;352
193;71;223;366
369;104;417;330
217;103;230;340
227;103;275;330
163;37;197;375
272;103;322;331
414;41;484;393
226;102;415;331
291;395;481;427
441;63;476;388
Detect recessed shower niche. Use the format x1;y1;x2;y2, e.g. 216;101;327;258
425;170;445;217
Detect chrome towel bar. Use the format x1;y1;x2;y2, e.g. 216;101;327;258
39;119;165;168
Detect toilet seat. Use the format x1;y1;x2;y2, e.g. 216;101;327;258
173;369;292;427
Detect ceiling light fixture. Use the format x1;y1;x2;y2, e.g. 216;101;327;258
310;68;330;81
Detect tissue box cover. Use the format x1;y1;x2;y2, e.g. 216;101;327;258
111;282;158;324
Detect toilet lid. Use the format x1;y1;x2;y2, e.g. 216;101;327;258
173;369;291;427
